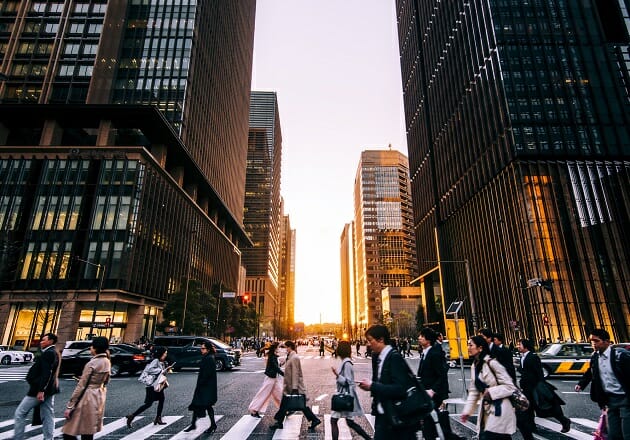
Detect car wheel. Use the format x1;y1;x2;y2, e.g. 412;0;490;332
110;364;120;377
542;365;551;378
1;355;10;365
215;358;225;371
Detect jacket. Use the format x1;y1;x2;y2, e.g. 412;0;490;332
282;350;306;394
463;356;517;435
519;352;564;413
26;345;60;397
189;353;217;415
577;346;630;408
264;354;284;378
491;344;517;384
332;358;363;418
369;349;410;416
62;353;110;436
417;344;450;406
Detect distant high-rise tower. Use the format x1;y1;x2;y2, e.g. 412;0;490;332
349;149;418;329
396;0;630;342
278;202;295;338
0;1;256;345
243;91;283;336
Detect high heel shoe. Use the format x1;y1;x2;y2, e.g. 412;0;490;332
126;414;134;428
205;425;217;434
183;424;197;432
154;416;167;425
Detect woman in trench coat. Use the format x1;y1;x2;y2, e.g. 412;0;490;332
62;337;111;440
461;335;517;439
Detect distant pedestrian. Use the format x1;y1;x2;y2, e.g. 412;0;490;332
576;329;630;439
13;333;60;440
248;342;284;417
329;341;370;440
62;337;111;440
183;341;218;434
355;340;361;357
319;339;325;356
126;346;172;427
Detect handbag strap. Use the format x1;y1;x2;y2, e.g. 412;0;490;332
71;370;94;409
339;360;351;391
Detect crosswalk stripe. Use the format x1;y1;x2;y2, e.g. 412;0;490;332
118;415;182;440
271;414;303;439
323;415;352;440
535;418;592;440
312;405;319;415
219;414;261;440
0;420;13;429
169;415;224;440
95;417;143;439
0;418;64;440
314;393;328;402
365;414;375;432
23;425;63;440
572;418;599;430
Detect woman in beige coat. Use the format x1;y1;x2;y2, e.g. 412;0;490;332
461;335;517;439
62;337;111;440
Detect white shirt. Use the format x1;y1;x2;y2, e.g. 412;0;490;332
520;350;529;368
598;346;624;394
377;345;392;380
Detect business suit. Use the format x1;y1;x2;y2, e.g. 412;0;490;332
491;344;517;384
370;348;417;439
417;344;450;439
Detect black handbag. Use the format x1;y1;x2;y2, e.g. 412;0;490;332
382;361;433;429
285;394;306;411
331;361;354;412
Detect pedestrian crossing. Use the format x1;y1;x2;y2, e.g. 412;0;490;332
0;365;30;383
0;411;603;439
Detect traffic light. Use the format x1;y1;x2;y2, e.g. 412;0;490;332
242;293;250;305
542;314;550;326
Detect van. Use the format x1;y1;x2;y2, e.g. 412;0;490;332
153;336;239;371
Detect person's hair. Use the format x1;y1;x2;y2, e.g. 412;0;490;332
365;324;389;343
470;335;490;356
420;327;437;344
42;333;58;344
337;340;351;359
590;329;610;341
494;332;505;344
153;346;167;359
519;338;535;351
267;342;279;357
201;341;216;354
478;328;494;339
284;340;296;350
91;336;109;354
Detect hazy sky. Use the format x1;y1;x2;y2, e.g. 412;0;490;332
252;0;408;324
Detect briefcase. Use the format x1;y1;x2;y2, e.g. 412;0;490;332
285;394;306;411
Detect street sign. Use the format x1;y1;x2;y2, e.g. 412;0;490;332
446;301;464;315
527;278;542;287
222;291;236;298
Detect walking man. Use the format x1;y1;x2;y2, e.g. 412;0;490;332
13;333;60;440
270;340;321;431
576;329;630;439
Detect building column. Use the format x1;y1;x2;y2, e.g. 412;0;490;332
0;122;9;145
171;166;184;186
40;120;63;146
96;120;115;146
184;183;198;201
151;144;167;168
56;298;83;346
125;304;146;343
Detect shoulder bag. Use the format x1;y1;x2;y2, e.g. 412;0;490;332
138;361;159;386
382;354;434;429
488;359;529;412
153;371;169;392
284;393;306;411
331;361;354;411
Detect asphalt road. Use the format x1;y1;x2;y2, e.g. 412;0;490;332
0;345;604;439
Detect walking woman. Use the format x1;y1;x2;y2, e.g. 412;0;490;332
184;341;218;434
461;335;517;439
126;346;172;427
329;340;370;440
248;342;284;417
62;337;111;440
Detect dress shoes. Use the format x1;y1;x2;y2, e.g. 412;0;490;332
561;418;571;433
269;421;283;430
309;418;322;431
183;424;197;432
250;411;261;418
205;425;217;434
126;415;134;428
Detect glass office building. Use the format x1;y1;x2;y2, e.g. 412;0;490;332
396;0;630;342
0;0;256;346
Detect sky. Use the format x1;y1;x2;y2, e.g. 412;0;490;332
252;1;408;325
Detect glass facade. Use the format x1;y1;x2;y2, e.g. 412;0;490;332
397;0;630;341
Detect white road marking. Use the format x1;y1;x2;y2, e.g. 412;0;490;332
324;414;352;440
169;415;224;440
535;417;592;440
118;415;182;440
0;418;64;440
95;417;143;439
314;393;328;401
271;414;303;439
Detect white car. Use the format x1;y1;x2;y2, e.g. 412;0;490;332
0;346;34;365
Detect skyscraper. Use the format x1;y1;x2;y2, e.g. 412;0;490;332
396;0;630;341
0;1;256;345
243;91;283;337
348;149;418;330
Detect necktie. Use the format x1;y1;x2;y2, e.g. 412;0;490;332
419;352;425;373
372;355;380;381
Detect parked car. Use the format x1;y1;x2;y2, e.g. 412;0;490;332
62;340;93;357
516;342;594;378
612;342;630;351
0;346;34;365
60;345;149;377
153;336;240;371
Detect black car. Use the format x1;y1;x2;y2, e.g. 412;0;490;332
153;336;240;371
60;345;149;377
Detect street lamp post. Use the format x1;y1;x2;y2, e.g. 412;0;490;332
75;257;105;338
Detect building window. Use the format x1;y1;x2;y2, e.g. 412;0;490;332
20;242;71;279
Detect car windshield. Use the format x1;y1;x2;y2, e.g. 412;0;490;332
209;338;230;349
539;344;562;356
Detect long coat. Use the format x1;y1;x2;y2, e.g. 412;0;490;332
62;353;110;436
417;344;450;406
463;355;517;436
188;353;217;417
331;358;363;418
26;345;60;397
282;351;306;395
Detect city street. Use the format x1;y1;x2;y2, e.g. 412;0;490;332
0;345;602;439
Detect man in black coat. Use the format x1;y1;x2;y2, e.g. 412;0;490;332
576;329;630;439
517;338;571;438
479;328;517;384
184;341;218;434
14;333;60;440
358;325;418;440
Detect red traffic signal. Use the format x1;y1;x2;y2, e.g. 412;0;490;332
242;293;250;304
542;314;550;325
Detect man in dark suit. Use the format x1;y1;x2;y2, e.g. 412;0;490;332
576;329;630;439
517;338;571;438
358;325;417;440
479;328;516;384
14;333;60;440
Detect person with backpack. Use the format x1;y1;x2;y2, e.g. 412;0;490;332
576;329;630;439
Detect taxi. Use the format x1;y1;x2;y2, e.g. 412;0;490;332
537;342;593;377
